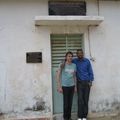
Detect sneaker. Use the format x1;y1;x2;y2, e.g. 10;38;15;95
78;119;82;120
82;118;87;120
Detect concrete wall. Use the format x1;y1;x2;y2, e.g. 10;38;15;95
87;0;120;113
0;0;120;118
0;0;52;117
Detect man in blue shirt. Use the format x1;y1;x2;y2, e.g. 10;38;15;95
73;49;94;120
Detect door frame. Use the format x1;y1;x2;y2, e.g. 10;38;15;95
50;26;90;116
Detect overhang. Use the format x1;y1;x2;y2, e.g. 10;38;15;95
35;16;104;26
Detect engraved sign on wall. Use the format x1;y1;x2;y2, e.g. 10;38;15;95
26;52;42;63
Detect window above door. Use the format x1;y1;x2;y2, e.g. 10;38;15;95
49;1;86;16
51;34;83;68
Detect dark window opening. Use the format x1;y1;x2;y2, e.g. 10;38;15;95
49;1;86;16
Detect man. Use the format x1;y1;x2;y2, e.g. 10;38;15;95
73;49;94;120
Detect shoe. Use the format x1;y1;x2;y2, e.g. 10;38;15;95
78;119;82;120
82;118;87;120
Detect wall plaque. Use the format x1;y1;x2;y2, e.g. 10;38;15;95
26;52;42;63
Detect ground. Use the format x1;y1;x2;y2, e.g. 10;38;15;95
0;112;120;120
0;116;120;120
89;115;120;120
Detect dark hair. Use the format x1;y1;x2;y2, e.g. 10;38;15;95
65;51;73;62
61;51;73;70
76;49;84;54
77;49;83;53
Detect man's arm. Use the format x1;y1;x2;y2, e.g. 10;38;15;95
88;60;94;81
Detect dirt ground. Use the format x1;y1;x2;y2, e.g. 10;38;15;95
89;115;120;120
0;113;120;120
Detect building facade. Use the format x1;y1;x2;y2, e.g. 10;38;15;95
0;0;120;119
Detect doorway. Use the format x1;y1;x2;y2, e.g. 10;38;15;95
51;34;84;114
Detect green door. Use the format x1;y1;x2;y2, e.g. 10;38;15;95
51;34;83;114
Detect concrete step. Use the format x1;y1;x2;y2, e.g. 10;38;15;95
0;116;120;120
0;112;120;120
0;117;50;120
53;112;120;120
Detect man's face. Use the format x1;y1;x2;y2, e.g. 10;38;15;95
77;51;84;59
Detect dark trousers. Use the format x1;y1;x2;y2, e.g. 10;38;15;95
62;86;75;120
77;80;91;118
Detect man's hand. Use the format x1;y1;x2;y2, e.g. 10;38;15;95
88;81;92;87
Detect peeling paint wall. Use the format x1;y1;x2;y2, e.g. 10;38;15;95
0;0;120;118
0;0;52;116
87;0;120;114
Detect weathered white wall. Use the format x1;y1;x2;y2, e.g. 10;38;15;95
0;0;120;118
88;0;120;113
0;0;52;117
